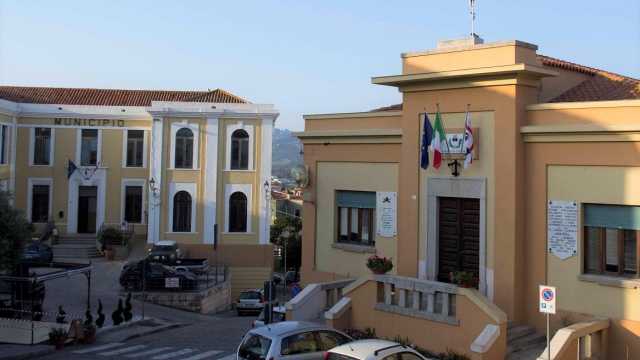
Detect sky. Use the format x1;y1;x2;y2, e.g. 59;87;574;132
1;1;638;131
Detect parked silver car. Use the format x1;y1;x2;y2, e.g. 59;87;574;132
326;339;433;360
237;321;352;360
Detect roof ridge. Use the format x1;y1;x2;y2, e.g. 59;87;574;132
537;54;640;82
0;85;226;94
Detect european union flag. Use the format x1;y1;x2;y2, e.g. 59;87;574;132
420;113;433;169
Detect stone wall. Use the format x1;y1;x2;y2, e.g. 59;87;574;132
133;279;231;314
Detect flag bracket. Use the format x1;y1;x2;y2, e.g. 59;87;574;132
448;159;461;177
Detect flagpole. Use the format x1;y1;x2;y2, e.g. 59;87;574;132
436;103;452;154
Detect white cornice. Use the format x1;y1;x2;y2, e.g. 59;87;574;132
147;101;279;120
0;99;19;116
372;64;557;87
526;99;640;110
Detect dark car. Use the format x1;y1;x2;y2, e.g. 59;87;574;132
119;260;197;291
147;240;182;263
21;242;53;265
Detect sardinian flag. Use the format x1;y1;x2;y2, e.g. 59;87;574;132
463;110;474;168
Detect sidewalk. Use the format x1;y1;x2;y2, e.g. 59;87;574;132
0;344;55;360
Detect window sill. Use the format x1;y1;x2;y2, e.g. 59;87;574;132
332;242;376;254
122;166;146;169
222;232;256;235
165;232;199;235
578;274;640;289
29;164;53;167
224;169;256;173
168;168;201;171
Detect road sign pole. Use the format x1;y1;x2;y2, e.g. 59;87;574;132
546;313;550;360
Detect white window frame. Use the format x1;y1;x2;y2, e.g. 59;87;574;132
76;128;102;167
225;122;254;171
170;122;199;170
224;183;252;233
121;178;146;225
168;182;197;233
29;127;55;167
121;129;148;168
27;177;53;223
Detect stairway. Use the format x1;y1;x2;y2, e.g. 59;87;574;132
507;322;546;360
52;234;101;261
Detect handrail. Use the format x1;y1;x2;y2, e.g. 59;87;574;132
537;319;609;360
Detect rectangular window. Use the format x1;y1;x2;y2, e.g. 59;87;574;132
583;204;640;277
33;128;52;165
124;185;143;223
0;125;7;164
126;130;144;167
336;190;376;246
81;129;98;166
31;184;50;222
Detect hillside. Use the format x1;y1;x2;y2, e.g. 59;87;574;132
272;128;303;180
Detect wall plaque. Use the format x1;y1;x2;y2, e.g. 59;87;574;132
376;192;397;237
547;200;578;260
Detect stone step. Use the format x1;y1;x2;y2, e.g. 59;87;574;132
507;345;546;360
508;325;536;342
508;333;546;355
52;244;100;259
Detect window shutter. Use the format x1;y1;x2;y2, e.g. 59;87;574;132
336;191;376;209
584;204;640;230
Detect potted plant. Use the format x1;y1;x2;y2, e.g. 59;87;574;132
99;227;123;260
366;255;393;275
48;328;68;350
449;271;476;288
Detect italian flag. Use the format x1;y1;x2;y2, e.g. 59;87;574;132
432;110;446;169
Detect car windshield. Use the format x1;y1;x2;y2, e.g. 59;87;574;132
240;291;262;300
153;245;176;252
238;334;272;360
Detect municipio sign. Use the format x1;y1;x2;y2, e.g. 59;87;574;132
539;285;556;314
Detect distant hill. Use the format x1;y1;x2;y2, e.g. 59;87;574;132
272;128;303;180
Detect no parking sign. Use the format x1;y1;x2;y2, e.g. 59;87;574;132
539;285;556;314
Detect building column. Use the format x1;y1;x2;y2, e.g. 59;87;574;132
203;116;219;245
148;117;163;244
259;116;274;245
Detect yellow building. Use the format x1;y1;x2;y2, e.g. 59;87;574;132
295;38;640;359
0;86;278;297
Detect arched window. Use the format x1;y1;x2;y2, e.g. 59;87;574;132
230;129;249;170
173;191;192;232
229;191;248;232
175;128;194;169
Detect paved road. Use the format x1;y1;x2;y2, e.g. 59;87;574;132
39;311;255;360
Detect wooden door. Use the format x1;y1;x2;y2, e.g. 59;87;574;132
437;197;480;285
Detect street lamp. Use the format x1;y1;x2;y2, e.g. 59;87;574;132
280;228;291;295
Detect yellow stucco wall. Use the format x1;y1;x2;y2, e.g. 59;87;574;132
548;165;640;321
315;162;398;277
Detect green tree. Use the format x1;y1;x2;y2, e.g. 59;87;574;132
270;215;302;271
0;191;32;273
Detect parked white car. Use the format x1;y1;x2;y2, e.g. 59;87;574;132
237;321;352;360
326;339;433;360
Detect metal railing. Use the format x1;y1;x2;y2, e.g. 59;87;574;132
135;265;228;293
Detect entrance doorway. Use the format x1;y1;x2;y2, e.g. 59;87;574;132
77;186;97;233
437;197;480;286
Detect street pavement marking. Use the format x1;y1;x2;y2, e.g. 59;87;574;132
215;355;237;360
181;350;223;360
73;342;125;354
151;348;196;359
125;347;174;358
99;344;148;356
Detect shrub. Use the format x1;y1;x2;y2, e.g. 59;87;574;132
0;191;32;272
98;227;124;250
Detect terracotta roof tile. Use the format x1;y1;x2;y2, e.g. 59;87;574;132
0;86;248;106
538;55;640;102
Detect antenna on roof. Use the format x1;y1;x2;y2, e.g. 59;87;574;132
469;0;477;37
